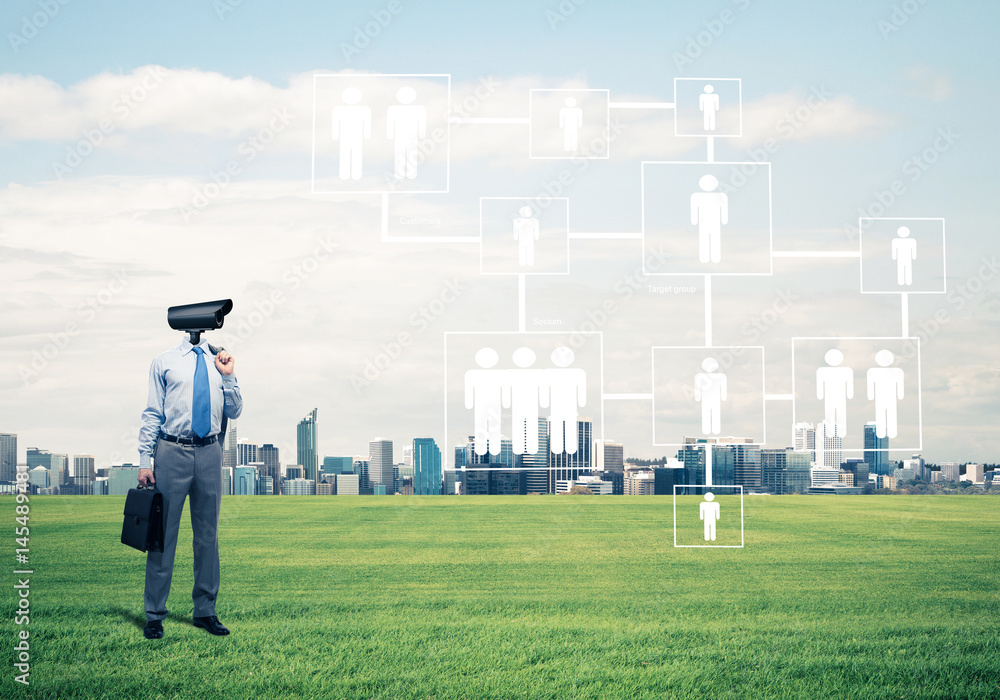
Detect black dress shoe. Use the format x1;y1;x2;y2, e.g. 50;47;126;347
192;615;230;636
143;620;163;640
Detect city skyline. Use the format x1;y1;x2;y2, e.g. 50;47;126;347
1;3;998;468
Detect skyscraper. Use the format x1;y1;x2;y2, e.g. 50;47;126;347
793;422;816;460
73;455;95;495
521;419;550;494
322;456;353;475
817;421;842;469
259;444;280;495
368;438;393;493
297;408;318;483
731;442;762;488
223;419;239;470
863;422;889;475
595;440;624;473
412;438;442;495
0;433;17;483
548;418;592;492
236;439;258;467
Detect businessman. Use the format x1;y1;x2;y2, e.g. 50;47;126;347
136;336;243;640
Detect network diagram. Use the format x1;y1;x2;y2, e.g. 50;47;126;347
311;73;946;545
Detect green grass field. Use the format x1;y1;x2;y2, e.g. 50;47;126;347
2;494;998;699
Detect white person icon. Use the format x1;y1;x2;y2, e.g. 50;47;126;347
867;349;904;439
699;492;720;542
892;226;917;286
386;86;426;180
694;357;727;435
816;349;854;438
464;348;504;456
513;206;540;267
463;345;589;457
699;84;720;131
690;175;728;264
331;87;371;180
545;347;587;454
503;347;547;456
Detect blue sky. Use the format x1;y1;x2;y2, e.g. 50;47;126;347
1;1;997;468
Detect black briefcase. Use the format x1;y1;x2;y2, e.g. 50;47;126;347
121;485;164;553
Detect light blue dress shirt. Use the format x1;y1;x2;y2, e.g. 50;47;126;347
138;339;243;469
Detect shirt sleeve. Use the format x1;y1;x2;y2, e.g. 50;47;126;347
138;357;166;469
222;374;243;420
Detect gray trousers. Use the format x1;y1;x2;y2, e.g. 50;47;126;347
145;436;223;621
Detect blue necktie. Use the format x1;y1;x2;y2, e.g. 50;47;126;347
191;346;211;439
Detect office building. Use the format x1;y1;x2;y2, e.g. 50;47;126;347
595;440;624;473
316;478;335;495
624;470;656;495
237;439;258;467
793;422;816;459
810;466;840;487
730;442;761;488
369;438;393;493
902;454;926;481
840;458;869;490
893;466;916;482
353;459;369;488
549;418;592;492
413;438;442;495
967;463;985;484
938;462;960;482
323;456;353;475
108;466;140;495
73;455;96;495
817;421;842;469
336;473;359;495
223;419;238;470
863;422;889;475
234;466;259;495
761;449;811;494
51;454;68;488
556;475;613;494
520;420;550;494
297;408;318;483
0;433;17;483
283;478;316;495
29;465;50;491
652;465;685;495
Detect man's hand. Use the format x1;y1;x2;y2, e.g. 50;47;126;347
138;468;155;487
215;350;235;375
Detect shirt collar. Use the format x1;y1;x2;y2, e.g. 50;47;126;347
178;337;212;356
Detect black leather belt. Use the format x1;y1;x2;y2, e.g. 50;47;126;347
158;431;217;446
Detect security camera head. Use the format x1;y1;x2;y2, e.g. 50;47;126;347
167;299;233;345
